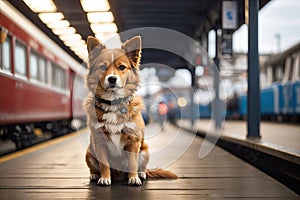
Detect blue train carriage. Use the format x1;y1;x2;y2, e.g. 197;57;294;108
292;81;300;116
279;80;300;118
260;84;280;117
239;42;300;122
199;103;212;119
264;41;300;121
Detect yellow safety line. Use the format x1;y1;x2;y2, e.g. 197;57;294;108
0;128;88;163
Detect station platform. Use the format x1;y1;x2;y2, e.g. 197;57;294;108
180;119;300;165
0;123;298;199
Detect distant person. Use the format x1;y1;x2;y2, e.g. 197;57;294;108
227;92;240;119
167;100;178;124
157;102;168;130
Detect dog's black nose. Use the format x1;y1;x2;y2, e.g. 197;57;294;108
108;76;117;84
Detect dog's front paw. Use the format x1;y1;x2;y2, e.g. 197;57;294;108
97;177;111;186
128;176;142;186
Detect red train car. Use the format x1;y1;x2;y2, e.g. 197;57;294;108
0;1;87;149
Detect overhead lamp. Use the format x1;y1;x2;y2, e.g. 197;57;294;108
72;45;88;59
78;53;89;60
23;0;57;12
95;32;118;41
70;46;83;52
64;39;86;47
90;23;118;33
59;34;82;42
80;0;110;12
71;44;87;52
96;33;121;48
52;27;76;35
71;45;87;53
77;54;86;60
47;20;70;29
38;12;64;24
75;49;88;56
87;12;114;23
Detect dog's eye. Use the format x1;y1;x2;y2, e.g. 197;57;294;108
99;64;107;71
118;65;126;71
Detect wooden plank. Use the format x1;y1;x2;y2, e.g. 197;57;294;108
0;124;298;199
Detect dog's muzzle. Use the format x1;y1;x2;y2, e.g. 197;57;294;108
105;75;121;89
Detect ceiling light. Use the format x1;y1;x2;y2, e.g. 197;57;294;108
78;53;89;60
75;49;88;56
87;12;114;23
47;20;70;29
71;45;87;53
52;27;76;35
71;45;88;59
38;12;64;24
23;0;57;12
78;54;88;60
59;34;82;42
80;0;110;12
96;33;121;48
64;39;86;47
95;33;118;41
90;23;118;33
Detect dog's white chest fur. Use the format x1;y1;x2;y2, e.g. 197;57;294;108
107;134;124;157
102;112;117;123
97;111;136;135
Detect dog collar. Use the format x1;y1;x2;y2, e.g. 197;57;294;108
94;95;131;106
94;94;134;114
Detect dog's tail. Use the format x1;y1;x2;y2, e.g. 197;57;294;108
146;169;178;179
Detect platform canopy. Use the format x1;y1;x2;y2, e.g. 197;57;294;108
9;0;270;68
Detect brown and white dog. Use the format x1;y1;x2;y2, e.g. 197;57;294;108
84;36;177;186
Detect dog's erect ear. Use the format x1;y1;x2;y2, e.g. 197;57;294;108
122;36;142;68
87;36;106;53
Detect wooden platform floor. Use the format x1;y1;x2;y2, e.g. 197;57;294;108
185;119;300;151
0;124;298;199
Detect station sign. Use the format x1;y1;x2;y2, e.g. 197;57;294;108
222;1;238;30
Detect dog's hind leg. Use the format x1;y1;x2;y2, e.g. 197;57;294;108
85;150;100;182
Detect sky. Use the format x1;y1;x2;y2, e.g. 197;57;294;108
233;0;300;53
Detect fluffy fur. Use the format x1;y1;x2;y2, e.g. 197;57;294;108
84;36;177;186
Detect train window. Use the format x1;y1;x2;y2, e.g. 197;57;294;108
51;63;56;87
38;57;47;83
30;51;47;84
1;35;11;72
51;63;66;90
57;67;66;89
30;52;38;80
15;41;27;77
59;68;66;89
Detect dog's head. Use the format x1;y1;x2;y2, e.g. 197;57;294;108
86;36;141;99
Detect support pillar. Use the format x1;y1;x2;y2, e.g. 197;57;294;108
190;67;196;126
247;0;261;138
